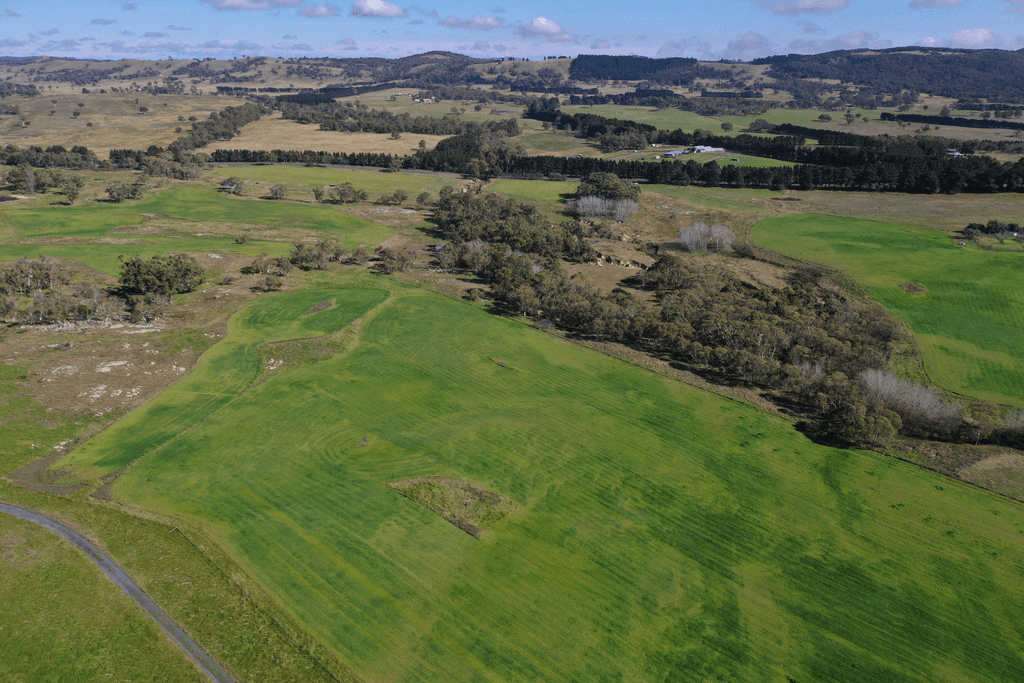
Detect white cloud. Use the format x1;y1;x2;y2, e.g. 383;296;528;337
798;20;826;34
350;0;406;18
39;28;59;35
909;0;961;7
656;38;713;59
515;16;576;42
440;14;503;30
408;4;437;17
724;32;777;60
1006;0;1024;12
167;24;192;31
920;35;938;45
770;0;849;15
201;0;302;10
590;39;611;50
788;29;887;53
4;8;22;18
300;3;341;16
122;3;137;10
949;27;1000;47
91;18;117;25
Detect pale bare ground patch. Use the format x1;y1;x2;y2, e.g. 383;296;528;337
959;452;1024;500
203;112;452;154
777;191;1024;233
0;93;238;157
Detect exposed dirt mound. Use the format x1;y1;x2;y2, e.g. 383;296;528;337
900;282;926;294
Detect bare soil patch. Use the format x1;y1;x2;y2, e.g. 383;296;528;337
304;300;334;315
900;282;926;294
959;452;1024;500
386;477;516;538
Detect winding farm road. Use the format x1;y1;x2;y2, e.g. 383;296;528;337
0;503;234;683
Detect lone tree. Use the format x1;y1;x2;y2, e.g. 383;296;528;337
221;177;245;195
576;172;640;202
269;184;287;200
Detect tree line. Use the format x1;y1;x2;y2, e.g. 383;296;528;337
425;180;1021;449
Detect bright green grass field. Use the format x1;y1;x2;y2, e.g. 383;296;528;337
63;277;1024;682
0;184;391;274
0;514;205;682
753;214;1024;405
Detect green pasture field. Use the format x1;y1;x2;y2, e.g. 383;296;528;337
644;183;781;213
55;273;1024;681
59;285;388;482
0;184;391;274
488;178;577;203
213;165;461;198
753;214;1024;405
0;513;205;682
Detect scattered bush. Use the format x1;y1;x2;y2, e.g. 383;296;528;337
859;368;963;438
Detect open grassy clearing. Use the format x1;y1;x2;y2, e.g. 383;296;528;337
213;165;463;201
0;183;391;274
0;93;237;157
49;273;1024;681
753;214;1024;405
0;512;206;682
203;111;453;155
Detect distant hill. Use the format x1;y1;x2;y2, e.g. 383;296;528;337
753;47;1024;104
2;48;1024;106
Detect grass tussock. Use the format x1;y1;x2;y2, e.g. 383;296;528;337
387;477;516;538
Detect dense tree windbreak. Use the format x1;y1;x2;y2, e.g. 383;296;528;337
880;111;1024;132
569;54;699;85
754;47;1024;104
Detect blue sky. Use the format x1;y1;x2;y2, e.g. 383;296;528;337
0;0;1021;61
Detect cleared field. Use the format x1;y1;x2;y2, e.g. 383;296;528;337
0;93;237;157
204;112;452;155
753;214;1024;405
0;184;391;274
0;513;206;682
214;165;462;199
56;274;1024;681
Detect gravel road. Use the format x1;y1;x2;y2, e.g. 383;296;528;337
0;503;234;683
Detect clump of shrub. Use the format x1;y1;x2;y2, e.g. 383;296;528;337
678;222;735;253
118;254;204;296
313;182;367;204
568;196;639;222
858;368;963;438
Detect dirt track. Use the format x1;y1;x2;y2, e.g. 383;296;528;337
0;503;234;683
